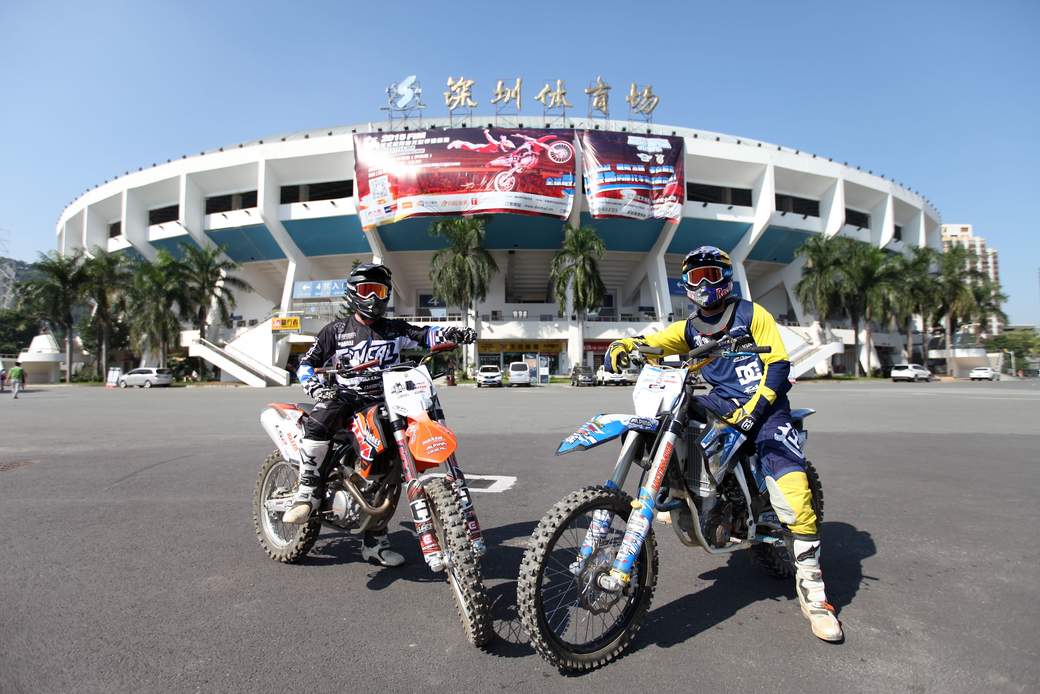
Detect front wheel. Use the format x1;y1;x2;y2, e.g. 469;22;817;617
426;478;493;647
518;486;658;671
253;451;321;563
751;459;825;579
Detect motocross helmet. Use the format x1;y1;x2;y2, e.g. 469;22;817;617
345;263;392;319
681;246;734;310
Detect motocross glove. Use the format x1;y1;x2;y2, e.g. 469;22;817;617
310;385;339;403
605;337;646;373
725;399;768;433
441;327;477;344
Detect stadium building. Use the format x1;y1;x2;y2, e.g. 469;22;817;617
55;117;943;386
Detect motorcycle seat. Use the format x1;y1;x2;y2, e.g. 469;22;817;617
790;408;816;425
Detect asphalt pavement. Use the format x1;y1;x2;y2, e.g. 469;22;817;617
1;380;1038;693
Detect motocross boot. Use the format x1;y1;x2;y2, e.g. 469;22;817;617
361;531;405;567
283;439;326;524
793;537;843;642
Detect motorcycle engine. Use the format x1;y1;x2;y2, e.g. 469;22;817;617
330;488;364;527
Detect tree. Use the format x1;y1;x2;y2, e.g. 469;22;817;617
795;235;845;333
81;248;132;379
18;250;86;383
550;224;606;367
969;278;1008;343
935;245;981;375
177;243;252;377
985;329;1039;372
839;241;900;377
888;246;940;363
0;305;39;355
429;217;498;375
126;251;184;368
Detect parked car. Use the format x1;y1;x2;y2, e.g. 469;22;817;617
623;365;641;385
595;365;629;386
476;365;503;387
890;363;931;383
969;366;999;382
118;367;174;388
507;361;532;387
570;365;595;387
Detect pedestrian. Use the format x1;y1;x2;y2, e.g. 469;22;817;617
9;361;25;399
0;364;6;393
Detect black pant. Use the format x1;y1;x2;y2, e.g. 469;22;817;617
303;392;370;441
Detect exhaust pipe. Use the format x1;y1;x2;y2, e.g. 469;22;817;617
342;474;394;517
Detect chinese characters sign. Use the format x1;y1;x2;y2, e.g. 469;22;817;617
354;128;577;228
581;131;685;221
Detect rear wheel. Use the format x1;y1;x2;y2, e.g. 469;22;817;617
751;459;825;579
253;451;320;563
144;380;153;388
518;486;658;671
426;478;492;647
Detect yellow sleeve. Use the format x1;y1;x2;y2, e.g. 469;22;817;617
641;320;692;357
737;303;792;415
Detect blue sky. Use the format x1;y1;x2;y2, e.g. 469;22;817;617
1;0;1037;323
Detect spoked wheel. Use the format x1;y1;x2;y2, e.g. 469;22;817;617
518;486;658;671
252;451;320;563
494;170;516;192
751;459;825;578
426;478;493;647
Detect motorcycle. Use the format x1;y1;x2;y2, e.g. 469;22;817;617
489;135;575;192
252;342;493;647
517;335;824;670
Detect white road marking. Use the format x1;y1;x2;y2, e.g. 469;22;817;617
425;473;517;493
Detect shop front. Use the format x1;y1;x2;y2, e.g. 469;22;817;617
477;339;567;374
583;340;616;369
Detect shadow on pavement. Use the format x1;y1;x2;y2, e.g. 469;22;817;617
634;521;876;653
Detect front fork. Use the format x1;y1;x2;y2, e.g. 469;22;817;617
390;420;447;573
435;402;486;557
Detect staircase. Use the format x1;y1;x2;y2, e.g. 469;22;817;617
182;323;290;387
778;325;844;379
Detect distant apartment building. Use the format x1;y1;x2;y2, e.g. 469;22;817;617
941;224;1003;335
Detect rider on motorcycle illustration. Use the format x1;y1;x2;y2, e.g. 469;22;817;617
447;128;516;153
604;245;844;642
284;263;475;567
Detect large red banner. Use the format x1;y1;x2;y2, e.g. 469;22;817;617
354;128;577;228
581;131;685;221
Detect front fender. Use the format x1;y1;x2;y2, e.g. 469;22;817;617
556;414;658;456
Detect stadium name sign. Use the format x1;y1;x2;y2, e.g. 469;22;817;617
382;75;661;119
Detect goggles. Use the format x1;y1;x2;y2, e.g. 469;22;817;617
354;282;390;300
683;266;726;287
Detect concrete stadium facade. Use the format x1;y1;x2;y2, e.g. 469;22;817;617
56;117;943;385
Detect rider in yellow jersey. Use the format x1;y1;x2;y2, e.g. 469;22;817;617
604;245;843;642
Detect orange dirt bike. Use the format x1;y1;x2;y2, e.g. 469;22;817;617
252;342;492;646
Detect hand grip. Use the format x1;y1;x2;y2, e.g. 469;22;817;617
686;338;719;359
748;346;772;354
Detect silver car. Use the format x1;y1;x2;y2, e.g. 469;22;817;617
119;367;174;388
890;363;931;383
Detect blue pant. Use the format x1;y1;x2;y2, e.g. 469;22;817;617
695;392;817;537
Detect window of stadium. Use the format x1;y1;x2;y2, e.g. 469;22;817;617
108;221;122;238
844;208;870;229
205;190;258;214
280;180;354;204
685;182;753;207
148;205;179;225
894;224;903;241
775;193;820;217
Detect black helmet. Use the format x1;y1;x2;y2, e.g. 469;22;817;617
345;263;392;319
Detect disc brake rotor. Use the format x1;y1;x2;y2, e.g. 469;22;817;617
577;545;638;615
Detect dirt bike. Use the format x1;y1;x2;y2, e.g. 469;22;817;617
489;136;575;192
517;336;824;670
252;342;493;647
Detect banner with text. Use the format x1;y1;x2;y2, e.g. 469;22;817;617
354;128;577;228
581;130;684;220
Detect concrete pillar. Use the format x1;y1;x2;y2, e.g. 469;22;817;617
874;193;895;247
121;190;157;261
821;178;845;238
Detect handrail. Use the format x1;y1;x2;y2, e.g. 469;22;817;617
195;336;288;385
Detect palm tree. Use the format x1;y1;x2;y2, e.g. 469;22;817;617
795;235;844;334
888;246;940;363
550;224;606;364
178;243;252;377
429;217;498;376
126;251;184;368
969;278;1008;343
840;242;899;377
18;250;86;383
935;245;981;375
82;248;132;379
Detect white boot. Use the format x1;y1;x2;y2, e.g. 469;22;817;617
283;439;327;524
793;538;844;642
361;532;405;567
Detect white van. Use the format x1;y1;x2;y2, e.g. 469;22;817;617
507;361;532;387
